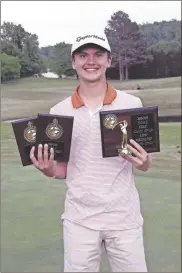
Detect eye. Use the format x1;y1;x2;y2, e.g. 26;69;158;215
96;52;103;57
79;53;87;58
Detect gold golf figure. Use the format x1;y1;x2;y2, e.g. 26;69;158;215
112;120;131;157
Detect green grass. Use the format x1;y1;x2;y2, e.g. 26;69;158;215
1;76;181;120
1;76;181;272
2;75;181;91
1;122;181;272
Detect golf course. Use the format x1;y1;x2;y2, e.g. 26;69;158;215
1;76;181;272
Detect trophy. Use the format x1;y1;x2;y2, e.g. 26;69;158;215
35;114;74;162
12;116;38;166
100;106;160;158
112;120;131;157
12;113;74;166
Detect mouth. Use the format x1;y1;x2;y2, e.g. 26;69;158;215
84;68;99;72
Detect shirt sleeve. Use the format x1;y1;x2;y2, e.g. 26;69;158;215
136;97;143;108
49;107;54;114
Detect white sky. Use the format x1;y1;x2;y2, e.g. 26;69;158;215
1;1;181;47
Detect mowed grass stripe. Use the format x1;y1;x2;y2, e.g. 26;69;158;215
1;122;181;272
1;76;181;120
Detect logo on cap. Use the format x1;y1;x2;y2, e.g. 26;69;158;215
76;35;105;43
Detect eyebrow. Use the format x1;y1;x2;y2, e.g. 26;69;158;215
78;50;104;54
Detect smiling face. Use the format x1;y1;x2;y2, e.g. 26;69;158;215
72;44;112;83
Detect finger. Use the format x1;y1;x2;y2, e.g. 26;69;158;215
49;147;54;162
30;146;39;168
129;139;147;155
37;144;44;166
127;144;144;160
43;144;49;163
124;154;143;166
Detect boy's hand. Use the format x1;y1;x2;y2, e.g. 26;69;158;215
30;144;54;172
123;139;151;171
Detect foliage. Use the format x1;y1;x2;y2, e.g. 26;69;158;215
104;15;181;80
1;52;21;81
1;22;44;78
1;17;181;81
51;42;74;76
105;11;152;80
139;19;181;46
40;42;75;77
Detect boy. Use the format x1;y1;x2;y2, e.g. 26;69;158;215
30;32;150;272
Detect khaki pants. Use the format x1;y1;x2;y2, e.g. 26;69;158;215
63;219;147;272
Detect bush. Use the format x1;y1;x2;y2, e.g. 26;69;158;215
1;53;21;82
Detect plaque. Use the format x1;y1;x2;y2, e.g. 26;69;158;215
35;114;74;162
12;116;38;166
99;106;160;158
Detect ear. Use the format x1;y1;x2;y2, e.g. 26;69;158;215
107;59;112;68
72;59;76;69
107;54;112;68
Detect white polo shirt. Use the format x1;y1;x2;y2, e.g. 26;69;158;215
50;82;144;230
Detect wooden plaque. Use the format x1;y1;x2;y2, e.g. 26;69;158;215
99;106;160;158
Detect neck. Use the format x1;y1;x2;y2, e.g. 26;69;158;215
78;78;107;108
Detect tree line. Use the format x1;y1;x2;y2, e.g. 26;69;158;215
1;11;181;82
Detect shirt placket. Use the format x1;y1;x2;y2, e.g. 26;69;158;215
89;107;102;159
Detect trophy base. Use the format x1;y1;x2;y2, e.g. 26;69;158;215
118;148;131;157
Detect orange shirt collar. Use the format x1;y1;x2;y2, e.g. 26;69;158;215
71;82;117;108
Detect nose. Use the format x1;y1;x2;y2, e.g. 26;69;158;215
87;55;95;64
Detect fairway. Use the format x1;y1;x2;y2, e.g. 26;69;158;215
1;76;181;272
1;76;181;120
1;122;181;272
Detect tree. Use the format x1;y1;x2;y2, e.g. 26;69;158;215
1;40;21;57
20;33;44;76
1;21;44;77
150;40;181;78
1;22;27;51
50;42;75;76
105;11;152;80
139;19;181;47
151;40;181;54
1;53;21;82
39;46;54;58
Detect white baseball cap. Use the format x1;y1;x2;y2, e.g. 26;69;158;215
71;32;111;55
